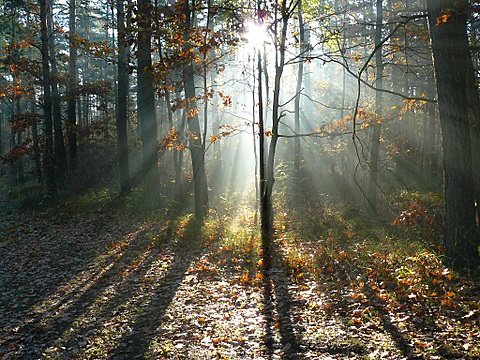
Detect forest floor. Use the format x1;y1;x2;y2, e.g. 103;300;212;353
0;183;479;359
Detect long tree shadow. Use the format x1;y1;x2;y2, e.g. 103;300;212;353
0;202;206;359
109;219;205;359
361;280;463;359
262;240;304;360
3;218;158;358
0;208;141;357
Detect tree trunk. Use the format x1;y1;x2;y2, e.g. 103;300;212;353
68;0;78;170
367;0;383;214
257;48;268;266
9;122;17;185
15;99;25;184
0;102;4;159
293;0;304;179
260;0;289;262
116;0;130;195
47;0;67;186
137;0;160;202
40;0;57;196
427;0;480;269
182;0;209;220
466;52;480;226
30;97;43;183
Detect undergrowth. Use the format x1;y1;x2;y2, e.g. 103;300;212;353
270;198;480;359
2;177;479;358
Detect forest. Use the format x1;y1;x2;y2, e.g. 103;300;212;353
0;0;479;358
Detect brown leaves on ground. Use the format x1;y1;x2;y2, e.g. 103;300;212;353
0;194;479;359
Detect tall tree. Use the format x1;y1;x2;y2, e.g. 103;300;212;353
47;0;67;186
116;0;130;194
293;0;305;179
40;0;57;196
367;0;383;214
67;0;78;169
182;0;209;220
137;0;160;201
264;0;290;239
426;0;479;269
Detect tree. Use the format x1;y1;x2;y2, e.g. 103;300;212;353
137;0;160;202
293;0;305;180
116;0;130;195
47;0;67;186
67;0;78;170
427;0;480;269
181;0;209;220
40;0;57;196
366;0;383;214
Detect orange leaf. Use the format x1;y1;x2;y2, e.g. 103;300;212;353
436;14;451;26
445;291;455;298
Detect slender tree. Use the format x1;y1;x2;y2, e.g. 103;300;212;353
40;0;57;196
67;0;78;169
367;0;383;214
116;0;130;194
293;0;304;179
137;0;160;202
47;0;67;186
264;0;290;238
182;0;209;220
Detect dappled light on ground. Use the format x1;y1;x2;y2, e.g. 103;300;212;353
0;193;479;359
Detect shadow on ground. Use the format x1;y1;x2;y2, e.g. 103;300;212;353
0;208;204;359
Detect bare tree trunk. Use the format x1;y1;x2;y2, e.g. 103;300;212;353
427;0;479;269
40;0;57;196
47;0;67;186
257;48;268;266
15;99;25;184
117;0;130;195
30;96;43;183
367;0;383;214
293;0;304;179
466;44;480;225
137;0;160;202
0;102;4;159
68;0;78;170
264;0;288;238
182;0;209;220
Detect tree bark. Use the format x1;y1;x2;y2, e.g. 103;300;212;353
30;96;43;183
116;0;130;195
427;0;480;269
40;0;57;196
264;0;288;238
15;99;25;184
137;0;160;202
182;0;209;220
367;0;383;214
68;0;78;170
293;0;304;179
257;48;268;266
47;0;67;186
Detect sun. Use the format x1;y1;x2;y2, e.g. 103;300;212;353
243;21;269;49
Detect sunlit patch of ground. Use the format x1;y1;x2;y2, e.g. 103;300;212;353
0;192;479;359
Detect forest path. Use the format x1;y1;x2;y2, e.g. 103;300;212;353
0;189;442;359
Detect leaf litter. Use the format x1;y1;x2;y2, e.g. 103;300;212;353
0;192;479;359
